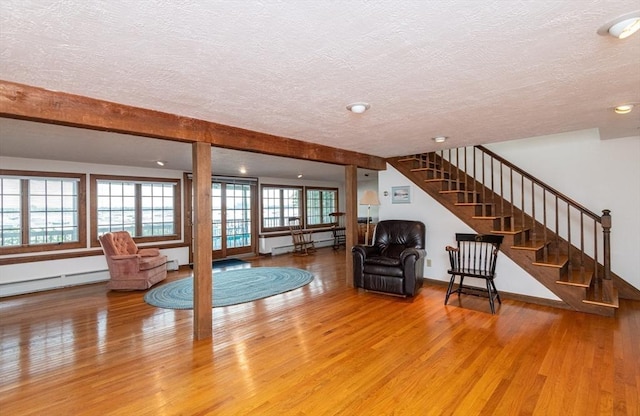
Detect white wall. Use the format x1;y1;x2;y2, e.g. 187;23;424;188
377;128;640;298
0;160;345;295
4;128;636;296
486;129;640;290
378;165;560;300
0;156;188;296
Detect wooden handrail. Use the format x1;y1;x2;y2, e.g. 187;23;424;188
476;145;602;222
415;145;612;284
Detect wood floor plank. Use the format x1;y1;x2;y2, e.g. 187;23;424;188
1;247;639;415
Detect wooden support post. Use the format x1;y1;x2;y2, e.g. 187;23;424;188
345;165;358;287
192;142;212;340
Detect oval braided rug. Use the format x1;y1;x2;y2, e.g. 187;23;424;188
144;267;314;309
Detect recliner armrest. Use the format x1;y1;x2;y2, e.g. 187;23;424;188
352;244;381;259
400;247;426;263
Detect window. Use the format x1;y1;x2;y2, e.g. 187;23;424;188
91;175;180;245
0;170;85;254
306;187;338;227
261;185;302;231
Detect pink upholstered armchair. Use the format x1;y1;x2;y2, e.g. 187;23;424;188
99;231;168;290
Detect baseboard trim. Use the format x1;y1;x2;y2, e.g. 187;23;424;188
423;277;570;310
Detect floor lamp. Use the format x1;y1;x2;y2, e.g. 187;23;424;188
359;190;380;246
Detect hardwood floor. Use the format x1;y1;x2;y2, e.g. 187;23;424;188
1;248;639;415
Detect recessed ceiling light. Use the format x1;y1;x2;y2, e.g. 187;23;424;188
346;102;370;114
432;136;447;143
614;104;634;114
598;12;640;39
297;174;303;178
156;160;166;166
239;166;247;174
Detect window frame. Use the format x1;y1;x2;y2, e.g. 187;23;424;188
90;174;181;247
0;169;86;255
305;187;339;228
260;184;303;232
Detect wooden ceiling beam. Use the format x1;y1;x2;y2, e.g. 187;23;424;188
0;80;386;171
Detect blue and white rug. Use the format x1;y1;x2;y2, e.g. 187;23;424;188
144;267;314;309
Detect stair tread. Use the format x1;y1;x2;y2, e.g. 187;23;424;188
397;157;420;162
491;228;527;235
392;154;620;317
556;269;593;288
583;287;619;308
511;240;548;251
532;253;568;268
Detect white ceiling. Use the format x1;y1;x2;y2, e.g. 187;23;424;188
1;1;639;180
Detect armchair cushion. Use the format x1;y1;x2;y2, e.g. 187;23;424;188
138;248;161;257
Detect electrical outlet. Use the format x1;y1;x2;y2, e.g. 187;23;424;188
426;259;432;267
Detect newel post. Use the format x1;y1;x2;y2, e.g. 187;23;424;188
601;209;612;281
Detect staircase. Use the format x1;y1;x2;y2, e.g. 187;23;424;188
388;146;640;316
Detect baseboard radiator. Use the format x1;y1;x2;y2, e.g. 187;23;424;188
0;269;110;298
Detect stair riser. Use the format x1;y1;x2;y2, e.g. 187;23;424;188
513;229;530;245
390;155;621;315
492;216;512;231
457;193;482;204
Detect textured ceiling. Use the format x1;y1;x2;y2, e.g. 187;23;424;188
1;0;639;177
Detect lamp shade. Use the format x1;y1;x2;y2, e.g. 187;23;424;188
359;190;380;205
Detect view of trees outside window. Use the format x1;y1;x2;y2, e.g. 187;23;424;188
0;176;79;247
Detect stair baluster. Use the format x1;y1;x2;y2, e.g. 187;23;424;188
389;145;624;315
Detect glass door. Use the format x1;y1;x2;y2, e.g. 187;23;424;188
186;175;257;263
211;181;255;259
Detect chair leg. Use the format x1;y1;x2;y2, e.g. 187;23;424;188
444;275;456;305
490;280;501;304
486;279;496;314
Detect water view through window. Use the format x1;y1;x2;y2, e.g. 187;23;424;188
96;180;176;237
212;182;252;250
1;176;80;246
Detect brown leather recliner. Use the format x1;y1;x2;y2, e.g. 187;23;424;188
352;220;426;297
99;231;168;290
